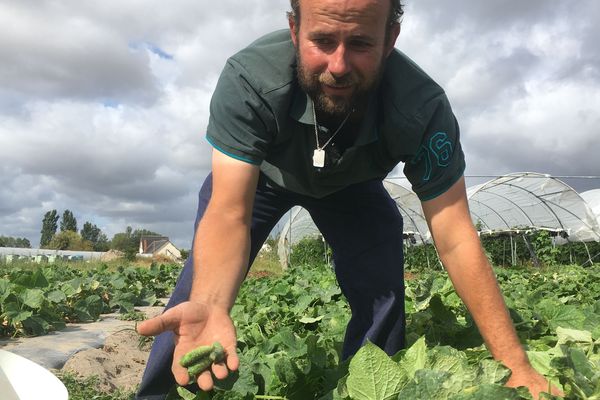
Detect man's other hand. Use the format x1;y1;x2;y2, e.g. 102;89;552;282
137;301;239;391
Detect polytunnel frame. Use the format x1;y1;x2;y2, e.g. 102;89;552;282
469;173;600;238
276;180;438;269
276;206;329;269
382;181;432;246
467;172;600;266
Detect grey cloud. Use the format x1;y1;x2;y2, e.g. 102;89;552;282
406;0;567;33
2;0;599;248
0;3;159;105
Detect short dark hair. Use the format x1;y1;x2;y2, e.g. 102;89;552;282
287;0;404;30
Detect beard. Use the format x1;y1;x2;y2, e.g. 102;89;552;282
296;49;386;119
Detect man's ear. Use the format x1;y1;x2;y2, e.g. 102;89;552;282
385;22;400;57
289;16;298;48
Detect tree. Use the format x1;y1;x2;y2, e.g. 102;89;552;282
81;222;111;251
60;209;78;232
48;231;93;251
40;210;59;248
0;236;31;248
95;232;110;252
80;222;100;243
110;226;162;259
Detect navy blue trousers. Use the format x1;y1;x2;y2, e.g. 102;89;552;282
136;174;405;399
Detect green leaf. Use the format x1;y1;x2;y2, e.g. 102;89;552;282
3;302;33;323
271;328;307;358
450;384;522;399
214;368;258;395
20;288;45;309
427;346;470;376
346;341;405;400
109;292;137;313
175;386;201;400
110;275;127;290
396;369;452;399
0;278;13;302
556;327;593;344
74;295;103;321
299;315;324;324
476;359;511;385
566;347;596;382
30;269;50;288
398;336;427;379
536;300;586;330
47;289;67;303
22;315;51;335
526;351;554;377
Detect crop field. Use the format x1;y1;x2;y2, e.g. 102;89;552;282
1;256;599;399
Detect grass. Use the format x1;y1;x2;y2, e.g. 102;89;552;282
248;247;284;277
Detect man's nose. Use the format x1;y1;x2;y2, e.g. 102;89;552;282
327;44;351;78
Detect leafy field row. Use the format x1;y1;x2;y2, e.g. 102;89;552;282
2;259;599;399
171;262;600;400
0;263;181;337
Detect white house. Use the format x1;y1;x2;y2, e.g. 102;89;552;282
138;236;182;261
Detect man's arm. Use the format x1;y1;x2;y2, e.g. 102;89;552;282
191;149;260;310
420;176;561;399
137;149;259;390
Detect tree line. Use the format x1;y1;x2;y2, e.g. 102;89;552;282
38;209;162;257
0;236;31;248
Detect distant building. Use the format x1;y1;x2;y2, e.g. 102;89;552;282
138;236;181;260
0;247;105;263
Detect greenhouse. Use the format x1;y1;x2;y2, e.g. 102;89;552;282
467;172;600;243
276;172;600;266
581;189;600;225
0;247;106;263
276;179;431;267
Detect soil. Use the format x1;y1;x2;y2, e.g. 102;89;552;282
59;307;163;394
60;329;152;393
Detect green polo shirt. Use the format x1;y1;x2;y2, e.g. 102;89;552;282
206;30;465;201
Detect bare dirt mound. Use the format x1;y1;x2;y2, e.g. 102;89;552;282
61;328;152;393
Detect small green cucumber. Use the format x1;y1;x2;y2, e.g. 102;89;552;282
187;357;213;382
210;342;224;362
179;344;214;367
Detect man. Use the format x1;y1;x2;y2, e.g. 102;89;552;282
136;0;560;398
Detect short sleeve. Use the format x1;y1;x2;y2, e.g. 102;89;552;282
403;94;466;201
206;59;275;165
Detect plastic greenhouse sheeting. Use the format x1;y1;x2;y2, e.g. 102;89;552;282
581;189;600;225
276;206;321;267
275;172;600;266
382;180;431;244
467;172;600;242
276;180;430;266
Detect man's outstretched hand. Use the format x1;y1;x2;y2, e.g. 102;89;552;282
136;301;239;391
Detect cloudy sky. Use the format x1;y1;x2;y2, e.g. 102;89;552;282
1;0;599;248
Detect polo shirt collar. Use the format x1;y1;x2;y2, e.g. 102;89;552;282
289;88;379;146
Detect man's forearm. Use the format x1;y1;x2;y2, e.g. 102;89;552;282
440;235;530;371
189;207;250;312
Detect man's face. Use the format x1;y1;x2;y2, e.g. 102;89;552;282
290;0;399;118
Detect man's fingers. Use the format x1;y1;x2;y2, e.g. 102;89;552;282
212;362;229;380
225;347;240;372
197;369;214;391
173;364;192;386
136;308;180;336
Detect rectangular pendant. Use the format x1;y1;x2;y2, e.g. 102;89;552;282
313;149;325;167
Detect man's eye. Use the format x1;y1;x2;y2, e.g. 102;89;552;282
314;38;334;47
350;40;372;50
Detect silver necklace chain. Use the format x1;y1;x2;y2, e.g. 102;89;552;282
311;100;353;151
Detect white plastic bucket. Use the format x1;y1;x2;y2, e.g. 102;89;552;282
0;349;68;400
